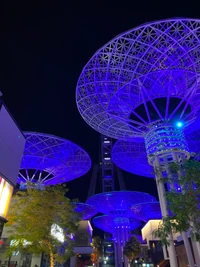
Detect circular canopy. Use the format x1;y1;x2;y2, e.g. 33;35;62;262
86;191;156;216
112;139;154;178
131;202;162;222
185;116;200;154
76;18;200;140
18;132;91;185
112;122;200;178
73;203;97;220
93;215;141;233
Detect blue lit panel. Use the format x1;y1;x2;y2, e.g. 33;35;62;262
112;139;154;178
93;215;141;233
86;191;156;216
73;203;97;220
131;202;162;222
18;132;91;186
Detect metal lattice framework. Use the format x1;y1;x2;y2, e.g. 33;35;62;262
131;202;162;222
86;191;156;216
89;191;153;266
18;132;91;186
93;215;141;233
73;203;97;220
112;139;154;178
76;19;200;267
185;116;200;154
76;18;200;140
112;122;200;178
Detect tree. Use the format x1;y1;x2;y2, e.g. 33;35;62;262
91;236;102;267
6;184;80;267
123;236;141;265
153;159;200;245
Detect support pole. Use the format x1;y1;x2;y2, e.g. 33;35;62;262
154;157;178;267
191;241;200;267
182;232;195;267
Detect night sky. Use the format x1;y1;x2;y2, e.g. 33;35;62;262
0;3;198;204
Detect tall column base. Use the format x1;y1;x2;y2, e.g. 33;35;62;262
182;232;195;267
191;241;200;267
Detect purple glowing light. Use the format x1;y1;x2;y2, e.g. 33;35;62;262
131;202;162;222
86;191;156;216
92;215;141;233
112;139;154;178
185;116;200;154
112;122;200;178
76;18;200;140
18;132;91;185
73;203;97;220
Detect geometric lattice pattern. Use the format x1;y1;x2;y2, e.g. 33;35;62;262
18;132;91;185
76;19;200;140
111;123;200;178
112;139;154;178
185;116;200;154
93;215;141;233
130;202;162;222
73;203;97;220
86;191;157;216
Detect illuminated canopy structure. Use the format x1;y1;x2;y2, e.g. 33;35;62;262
111;122;200;177
76;19;200;141
76;19;200;266
112;139;154;178
86;191;156;216
73;203;97;220
87;191;156;266
93;215;141;235
18;132;91;186
131;202;162;222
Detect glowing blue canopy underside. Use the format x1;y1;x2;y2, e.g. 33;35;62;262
112;139;154;178
18;132;91;185
131;202;162;222
76;18;200;140
93;215;141;233
73;203;97;220
86;191;156;216
112;120;200;178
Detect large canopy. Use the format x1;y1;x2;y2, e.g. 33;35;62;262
18;132;91;185
73;203;97;220
86;191;156;216
130;202;162;222
76;18;200;140
93;215;141;233
112;120;200;178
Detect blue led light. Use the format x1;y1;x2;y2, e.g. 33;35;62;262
176;121;183;128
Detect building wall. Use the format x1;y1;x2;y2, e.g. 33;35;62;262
0;220;93;267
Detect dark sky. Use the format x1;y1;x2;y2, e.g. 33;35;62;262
0;3;198;202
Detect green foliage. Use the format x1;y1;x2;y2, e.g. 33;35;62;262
91;236;102;261
123;236;141;261
6;184;80;266
153;159;200;245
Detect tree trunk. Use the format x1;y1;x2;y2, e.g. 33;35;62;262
49;251;54;267
48;242;54;267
